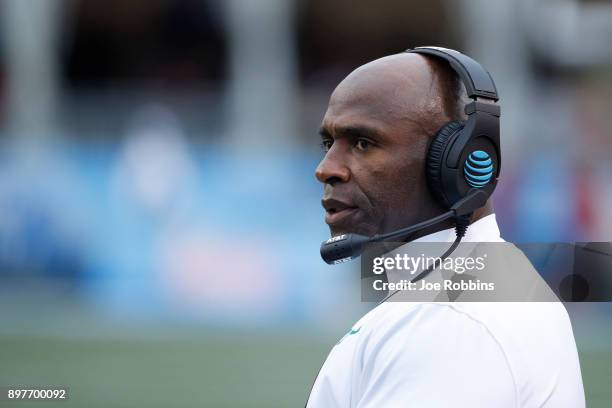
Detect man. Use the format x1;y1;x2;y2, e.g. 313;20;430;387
307;51;585;407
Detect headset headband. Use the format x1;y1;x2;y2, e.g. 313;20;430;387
406;46;499;102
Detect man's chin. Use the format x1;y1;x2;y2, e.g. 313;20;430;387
329;223;376;238
330;229;348;238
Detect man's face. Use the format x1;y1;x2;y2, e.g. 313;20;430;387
315;54;443;237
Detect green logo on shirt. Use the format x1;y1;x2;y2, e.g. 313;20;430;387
336;326;362;345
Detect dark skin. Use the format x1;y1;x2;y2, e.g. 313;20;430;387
315;53;492;238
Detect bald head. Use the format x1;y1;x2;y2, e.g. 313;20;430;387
330;53;465;138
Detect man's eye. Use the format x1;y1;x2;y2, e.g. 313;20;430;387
356;139;371;151
320;139;333;152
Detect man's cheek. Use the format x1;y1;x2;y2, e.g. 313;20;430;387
376;183;415;230
357;193;386;233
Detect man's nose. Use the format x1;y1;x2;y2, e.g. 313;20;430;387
315;149;350;184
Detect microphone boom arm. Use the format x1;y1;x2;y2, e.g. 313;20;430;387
320;189;488;265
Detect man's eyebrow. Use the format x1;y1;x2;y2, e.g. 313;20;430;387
336;125;380;140
318;125;381;140
319;127;332;139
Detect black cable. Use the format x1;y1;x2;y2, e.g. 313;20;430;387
410;214;470;283
410;235;462;283
377;214;471;304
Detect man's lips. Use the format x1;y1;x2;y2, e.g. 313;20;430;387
321;197;359;225
325;207;358;225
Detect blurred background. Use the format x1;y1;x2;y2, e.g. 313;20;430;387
0;0;611;406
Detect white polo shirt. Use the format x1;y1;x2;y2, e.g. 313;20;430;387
306;214;585;407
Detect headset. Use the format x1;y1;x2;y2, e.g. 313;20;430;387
320;46;501;268
409;46;501;209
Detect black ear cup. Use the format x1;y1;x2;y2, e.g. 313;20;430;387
426;121;464;208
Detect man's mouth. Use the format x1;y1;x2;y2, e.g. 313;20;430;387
322;198;359;226
325;207;358;225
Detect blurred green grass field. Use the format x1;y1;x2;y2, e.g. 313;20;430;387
0;331;331;408
1;332;611;408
